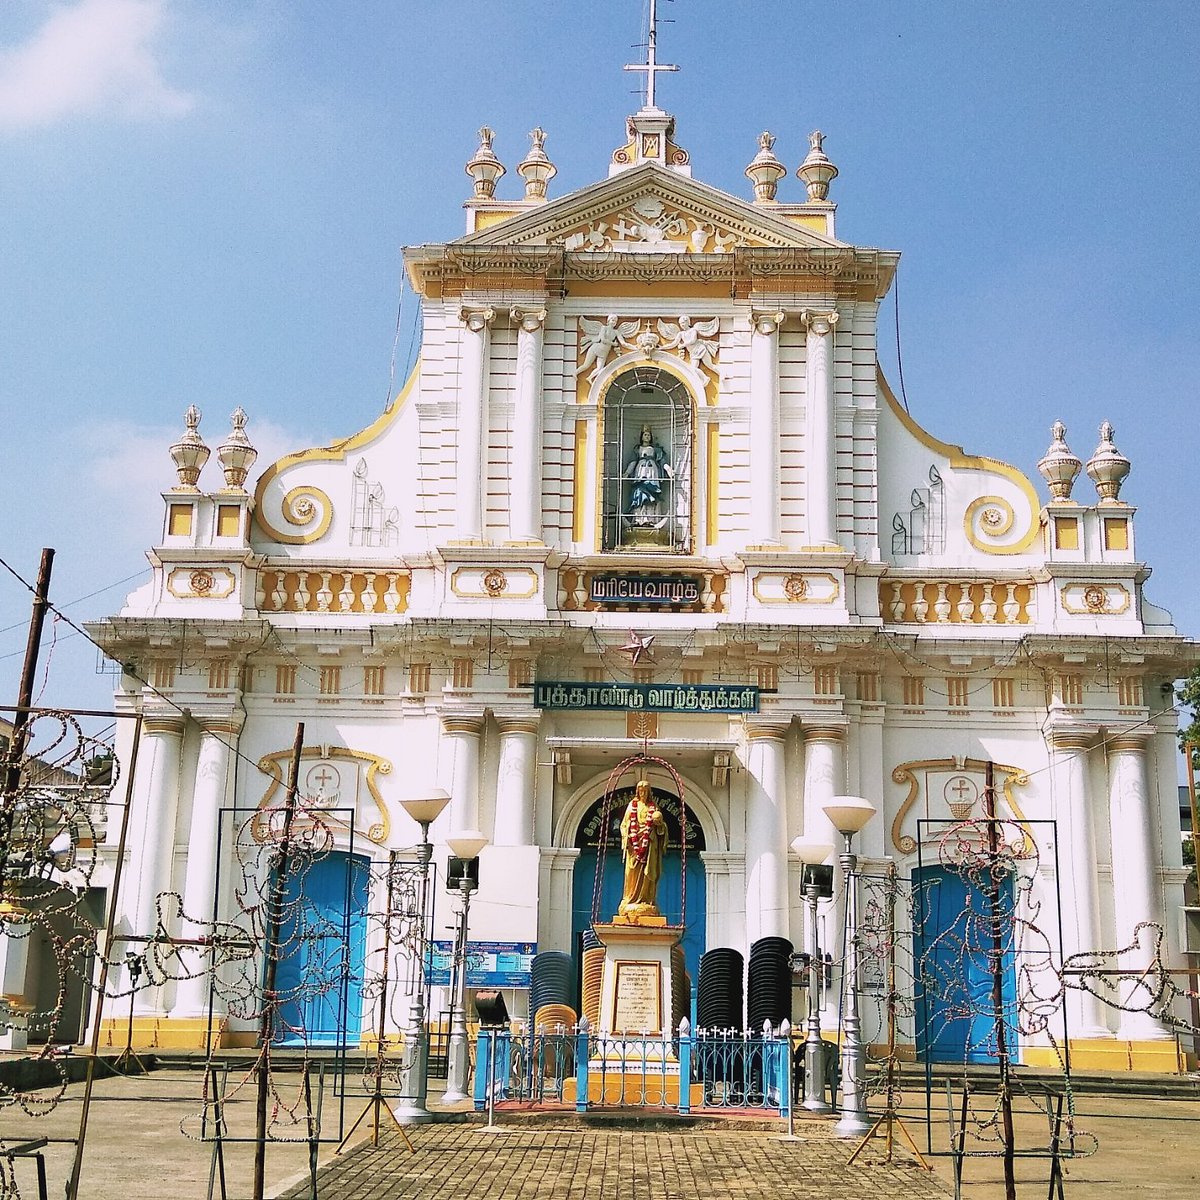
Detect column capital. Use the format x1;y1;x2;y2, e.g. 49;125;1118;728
802;723;847;745
196;713;244;737
460;305;496;333
745;719;790;742
510;306;547;333
750;310;786;336
801;308;839;336
1107;731;1150;755
142;713;185;737
496;714;540;736
1046;727;1095;752
442;714;484;737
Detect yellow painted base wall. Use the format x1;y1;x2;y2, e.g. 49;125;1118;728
563;1071;703;1108
1023;1039;1188;1074
97;1018;260;1051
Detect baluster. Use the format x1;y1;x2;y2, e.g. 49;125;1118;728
383;572;401;613
296;571;313;611
956;584;975;623
362;571;378;614
272;571;288;612
979;582;998;624
912;582;930;623
890;581;906;622
337;572;354;612
1002;582;1021;623
315;571;333;611
933;581;951;622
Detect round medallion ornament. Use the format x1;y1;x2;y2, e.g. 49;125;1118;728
190;569;215;596
980;506;1005;530
783;574;808;601
482;568;507;597
1083;585;1108;613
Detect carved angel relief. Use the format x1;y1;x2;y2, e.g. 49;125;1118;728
559;196;743;255
577;315;720;382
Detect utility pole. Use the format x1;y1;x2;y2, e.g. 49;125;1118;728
0;548;55;892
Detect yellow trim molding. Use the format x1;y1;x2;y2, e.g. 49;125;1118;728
253;745;394;844
253;364;419;544
879;369;1041;555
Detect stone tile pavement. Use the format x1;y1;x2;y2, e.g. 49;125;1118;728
278;1122;949;1200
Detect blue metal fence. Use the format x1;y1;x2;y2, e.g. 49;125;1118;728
474;1018;793;1116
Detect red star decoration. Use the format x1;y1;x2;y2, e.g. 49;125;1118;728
620;630;656;665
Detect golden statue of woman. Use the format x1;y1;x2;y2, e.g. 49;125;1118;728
618;780;669;919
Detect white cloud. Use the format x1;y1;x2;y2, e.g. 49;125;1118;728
0;0;193;132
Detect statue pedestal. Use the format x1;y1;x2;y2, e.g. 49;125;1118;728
594;920;681;1056
564;919;702;1107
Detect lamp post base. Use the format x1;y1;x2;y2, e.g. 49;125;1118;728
835;1111;872;1137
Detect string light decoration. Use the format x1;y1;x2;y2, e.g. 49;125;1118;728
0;710;121;1199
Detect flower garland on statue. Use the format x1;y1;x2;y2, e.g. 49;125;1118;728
627;795;655;864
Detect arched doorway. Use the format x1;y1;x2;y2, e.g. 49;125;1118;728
570;786;706;1010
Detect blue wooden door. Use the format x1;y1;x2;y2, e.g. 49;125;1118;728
272;851;369;1046
912;864;1018;1064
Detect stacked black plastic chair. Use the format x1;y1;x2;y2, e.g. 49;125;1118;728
696;947;744;1104
530;950;573;1019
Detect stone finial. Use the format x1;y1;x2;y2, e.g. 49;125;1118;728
216;406;257;491
1086;420;1131;503
169;404;210;489
1037;420;1083;500
465;125;505;199
797;129;838;202
745;131;787;203
516;127;556;202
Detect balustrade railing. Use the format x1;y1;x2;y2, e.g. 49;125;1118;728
880;579;1034;626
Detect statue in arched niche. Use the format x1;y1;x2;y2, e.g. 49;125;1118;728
623;424;674;532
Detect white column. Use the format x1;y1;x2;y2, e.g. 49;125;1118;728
803;725;845;1025
1107;734;1171;1040
802;309;839;548
131;713;185;1014
455;306;495;542
494;717;538;847
0;910;32;1049
173;716;240;1019
441;716;483;834
510;307;546;543
1047;729;1110;1037
747;311;784;547
745;722;790;943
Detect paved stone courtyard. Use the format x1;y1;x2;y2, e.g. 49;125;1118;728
279;1123;949;1200
2;1066;1198;1199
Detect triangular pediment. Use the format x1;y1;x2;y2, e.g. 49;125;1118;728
457;162;845;254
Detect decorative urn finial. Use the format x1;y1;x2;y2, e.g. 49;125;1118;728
216;407;257;491
169;404;210;489
1085;420;1131;503
1037;420;1083;501
797;129;838;202
465;125;506;199
745;131;787;203
516;127;556;202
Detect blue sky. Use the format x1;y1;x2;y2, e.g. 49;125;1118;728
1;0;1197;722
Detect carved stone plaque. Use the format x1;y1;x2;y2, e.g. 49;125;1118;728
612;961;662;1034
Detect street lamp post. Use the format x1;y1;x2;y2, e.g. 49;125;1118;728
821;795;877;1138
393;789;450;1124
790;838;834;1114
442;831;488;1105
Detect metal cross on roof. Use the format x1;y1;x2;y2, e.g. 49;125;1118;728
623;0;678;110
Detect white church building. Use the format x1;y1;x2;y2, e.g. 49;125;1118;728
87;81;1196;1072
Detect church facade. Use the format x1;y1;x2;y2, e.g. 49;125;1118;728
90;96;1196;1070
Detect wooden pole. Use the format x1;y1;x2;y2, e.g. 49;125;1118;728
252;722;304;1200
0;547;55;888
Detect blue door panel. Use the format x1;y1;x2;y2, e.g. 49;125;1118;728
273;851;368;1046
913;864;1018;1065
